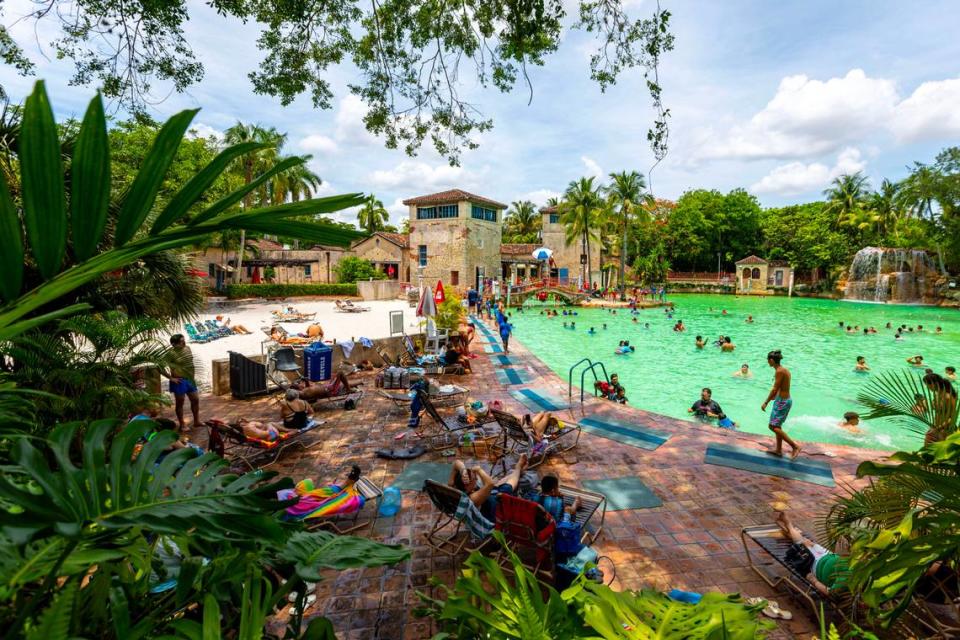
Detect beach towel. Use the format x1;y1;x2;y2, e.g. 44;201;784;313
281;479;365;519
359;337;373;348
340;339;355;358
455;493;494;541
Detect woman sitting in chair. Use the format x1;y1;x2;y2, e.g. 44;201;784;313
524;411;563;442
280;389;314;430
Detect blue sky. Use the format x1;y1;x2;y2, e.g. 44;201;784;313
2;0;959;227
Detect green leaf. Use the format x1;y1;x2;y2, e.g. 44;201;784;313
0;170;23;302
279;530;410;582
300;616;338;640
70;93;111;260
202;593;221;640
25;579;76;640
150;141;268;234
20;80;66;279
114;109;198;246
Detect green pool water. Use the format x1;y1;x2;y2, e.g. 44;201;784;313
509;294;960;451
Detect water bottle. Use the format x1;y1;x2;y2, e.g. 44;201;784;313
379;486;402;517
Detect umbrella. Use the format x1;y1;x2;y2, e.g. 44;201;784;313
532;247;553;261
416;286;437;318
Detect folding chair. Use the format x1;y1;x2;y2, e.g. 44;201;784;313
416;388;498;436
489;409;581;468
267;346;304;388
204;418;324;472
422;479;493;557
495;493;557;581
558;486;607;545
305;476;383;534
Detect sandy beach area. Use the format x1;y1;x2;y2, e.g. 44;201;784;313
162;298;417;388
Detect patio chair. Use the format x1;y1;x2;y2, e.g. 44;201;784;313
375;344;400;367
378;384;469;413
267;345;305;388
204;418;324;472
334;299;370;313
304;475;383;534
422;479;494;557
741;524;855;629
495;493;557;581
556;485;607;545
489;409;581;468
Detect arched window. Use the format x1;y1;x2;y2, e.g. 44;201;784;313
752;268;761;279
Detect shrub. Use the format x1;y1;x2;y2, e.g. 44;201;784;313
334;256;388;283
225;283;358;298
435;286;463;331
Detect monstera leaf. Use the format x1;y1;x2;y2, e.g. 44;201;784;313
279;530;410;582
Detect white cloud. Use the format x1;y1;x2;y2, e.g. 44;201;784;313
750;147;867;196
580;155;604;179
299;134;339;155
700;69;899;160
516;189;562;207
334;94;378;145
367;160;487;193
187;122;223;140
891;77;960;143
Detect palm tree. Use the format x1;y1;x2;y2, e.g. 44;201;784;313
504;200;541;242
356;194;390;234
823;172;870;228
223;122;285;282
560;177;603;286
603;170;650;297
866;178;901;238
270;156;322;205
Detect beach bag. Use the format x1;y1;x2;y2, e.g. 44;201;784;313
556;518;584;557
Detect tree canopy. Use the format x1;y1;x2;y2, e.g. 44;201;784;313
2;0;673;165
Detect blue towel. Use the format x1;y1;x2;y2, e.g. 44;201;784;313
359;337;373;348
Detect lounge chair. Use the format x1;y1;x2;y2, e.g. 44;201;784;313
554;485;607;545
489;409;581;468
495;493;557;581
309;386;364;411
204;418;324;471
422;479;494;557
303;475;383;534
416;388;498;436
375;344;400;367
378;384;469;412
267;345;305;388
334;299;370;313
741;524;856;628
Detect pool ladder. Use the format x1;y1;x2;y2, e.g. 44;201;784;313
568;358;610;415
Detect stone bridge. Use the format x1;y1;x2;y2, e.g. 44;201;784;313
509;286;591;306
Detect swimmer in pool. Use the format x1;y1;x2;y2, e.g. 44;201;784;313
946;366;957;381
855;356;870;372
936;326;943;334
562;321;567;328
587;327;596;335
733;363;752;378
721;336;736;352
632;317;638;324
746;315;754;323
644;323;650;329
695;335;705;349
907;355;925;367
839;411;862;435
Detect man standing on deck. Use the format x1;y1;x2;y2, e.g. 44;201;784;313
467;286;480;315
167;334;200;432
761;349;801;459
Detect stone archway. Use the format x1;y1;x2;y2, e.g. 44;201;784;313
741;267;750;289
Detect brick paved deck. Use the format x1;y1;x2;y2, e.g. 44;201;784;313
189;317;891;639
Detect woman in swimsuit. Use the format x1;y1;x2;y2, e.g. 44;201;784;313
280;388;313;430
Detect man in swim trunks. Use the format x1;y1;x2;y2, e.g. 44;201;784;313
762;349;801;459
167;334;200;432
294;372;355;402
775;511;849;596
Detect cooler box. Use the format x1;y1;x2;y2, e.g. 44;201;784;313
304;343;332;381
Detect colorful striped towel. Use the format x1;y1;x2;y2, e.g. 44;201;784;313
282;479;365;519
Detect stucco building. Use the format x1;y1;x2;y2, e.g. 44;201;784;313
735;255;794;294
403;189;506;290
539;205;602;286
350;231;410;281
192;238;347;290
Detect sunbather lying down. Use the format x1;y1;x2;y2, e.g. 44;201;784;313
523;411;564;442
776;511;849;596
292;372;359;402
233;417;299;442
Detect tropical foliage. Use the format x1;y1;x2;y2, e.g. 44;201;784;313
559;177;604;285
0;420;410;639
434;286;463;332
3;1;673;164
334;256;388;284
226;283;359;299
356;195;390;234
416;532;773;638
503;200;542;243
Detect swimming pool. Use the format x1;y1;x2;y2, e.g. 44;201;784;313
510;294;960;450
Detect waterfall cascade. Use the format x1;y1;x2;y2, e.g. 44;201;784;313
844;247;937;303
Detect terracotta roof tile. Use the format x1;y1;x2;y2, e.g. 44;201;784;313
500;243;540;256
540;205;559;214
377;232;409;248
735;255;767;265
402;189;507;209
248;238;284;252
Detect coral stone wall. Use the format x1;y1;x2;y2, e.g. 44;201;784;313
408;201;502;290
540;213;601;285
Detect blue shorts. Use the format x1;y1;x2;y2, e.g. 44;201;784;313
481;483;515;522
169;378;198;396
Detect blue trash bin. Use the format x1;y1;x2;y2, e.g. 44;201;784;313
303;342;332;381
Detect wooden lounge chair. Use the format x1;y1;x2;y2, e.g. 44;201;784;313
422;479;493;557
495;493;557;581
489;409;581;468
305;475;383;534
741;524;854;628
204;418;324;472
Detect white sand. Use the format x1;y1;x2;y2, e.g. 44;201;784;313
162;299;420;387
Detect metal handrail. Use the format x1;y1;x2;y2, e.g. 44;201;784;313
568;358;610;415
